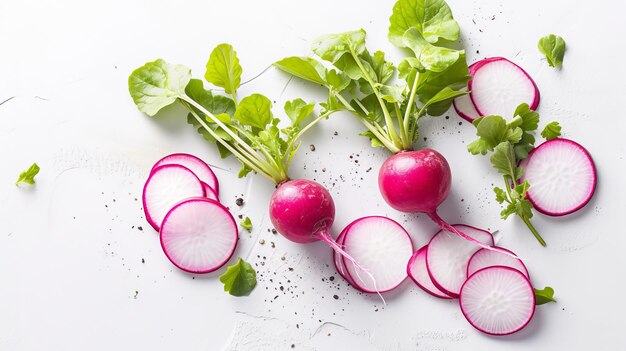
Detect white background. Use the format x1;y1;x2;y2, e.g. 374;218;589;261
1;0;624;350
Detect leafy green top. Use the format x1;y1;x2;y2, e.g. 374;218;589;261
219;258;257;296
538;34;566;67
16;163;40;186
129;44;327;184
534;286;557;305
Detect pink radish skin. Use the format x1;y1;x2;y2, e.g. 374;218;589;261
519;138;596;216
467;247;529;279
143;164;206;231
160;197;237;273
460;266;535;336
469;57;540;117
201;181;219;202
152;153;219;195
407;246;453;299
453;93;480;122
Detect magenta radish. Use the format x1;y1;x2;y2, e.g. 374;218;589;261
460;266;535;335
332;224;363;291
407;246;453;299
142;164;206;231
152;153;219;195
453;93;480;122
469;57;540;117
160;197;237;273
467;247;529;279
201;181;219;202
340;216;413;293
519;138;596;216
426;224;494;297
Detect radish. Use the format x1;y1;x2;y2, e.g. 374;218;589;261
467;247;529;279
407;246;453;299
160;197;238;273
460;266;535;335
519;138;596;216
341;216;413;293
152;153;219;195
142;164;206;231
469;57;540;117
201;181;219;202
426;224;494;297
452;93;480;122
332;224;363;291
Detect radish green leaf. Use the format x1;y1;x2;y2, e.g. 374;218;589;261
220;258;257;296
388;0;460;46
16;163;40;186
541;121;562;140
205;43;242;96
538;35;566;67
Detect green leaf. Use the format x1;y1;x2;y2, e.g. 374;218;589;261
185;79;236;117
359;130;385;147
402;28;462;72
371;51;395;84
238;164;253;178
538;34;566;67
380;85;407;103
128;59;191;116
534;286;557;305
16;163;40;186
239;216;253;231
490;142;517;179
541;121;562;140
350;94;386;123
219;258;257;297
494;187;507;204
414;54;470;103
234;94;273;130
420;87;468;116
506;127;523;143
204;43;242;94
514;142;534;160
514;103;539;132
388;0;460;46
273;56;327;86
312;29;366;63
325;69;351;92
500;202;517;219
469;115;509;154
284;98;315;126
516;199;534;219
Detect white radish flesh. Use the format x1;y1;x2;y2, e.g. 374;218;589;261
407;246;453;299
426;224;493;297
143;165;206;231
201;182;219;202
342;216;413;293
152;153;219;195
467;247;529;279
332;225;362;291
460;266;535;335
520;138;596;216
160;197;238;273
453;93;481;122
469;57;540;117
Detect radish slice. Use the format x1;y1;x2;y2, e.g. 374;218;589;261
407;246;454;299
160;197;238;273
152;153;219;195
201;181;219;202
453;93;480;122
143;165;206;231
467;247;529;279
426;224;493;297
332;224;363;291
460;266;535;335
342;216;413;293
519;138;596;216
469;57;540;117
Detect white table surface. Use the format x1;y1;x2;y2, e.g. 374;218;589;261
1;0;624;349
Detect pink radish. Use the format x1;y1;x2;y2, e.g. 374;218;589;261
152;153;219;196
332;224;363;291
426;224;493;297
469;57;540;117
519;138;596;216
160;197;237;273
467;247;529;279
341;216;413;293
453;93;480;122
201;181;219;202
460;266;535;335
142;164;206;231
407;246;453;299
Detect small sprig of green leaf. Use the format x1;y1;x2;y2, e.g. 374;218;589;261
240;216;253;232
538;34;566;67
16;163;40;186
534;286;557;305
219;258;257;296
541;121;562;140
469;103;546;246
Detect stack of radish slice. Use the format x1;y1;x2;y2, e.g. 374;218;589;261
407;224;536;335
453;57;540;122
142;153;238;273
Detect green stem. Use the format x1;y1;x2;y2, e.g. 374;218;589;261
503;175;546;246
394;103;410;150
403;76;420;142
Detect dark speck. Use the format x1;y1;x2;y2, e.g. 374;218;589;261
137;226;143;231
141;258;145;264
333;294;339;300
309;144;316;151
235;198;244;206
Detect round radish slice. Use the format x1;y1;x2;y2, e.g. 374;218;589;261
160;197;238;273
407;246;453;299
469;57;540;117
201;181;219;202
143;165;206;231
332;224;363;291
453;93;480;122
519;138;596;216
467;247;529;279
342;216;413;293
152;153;219;195
426;224;493;297
460;266;535;335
